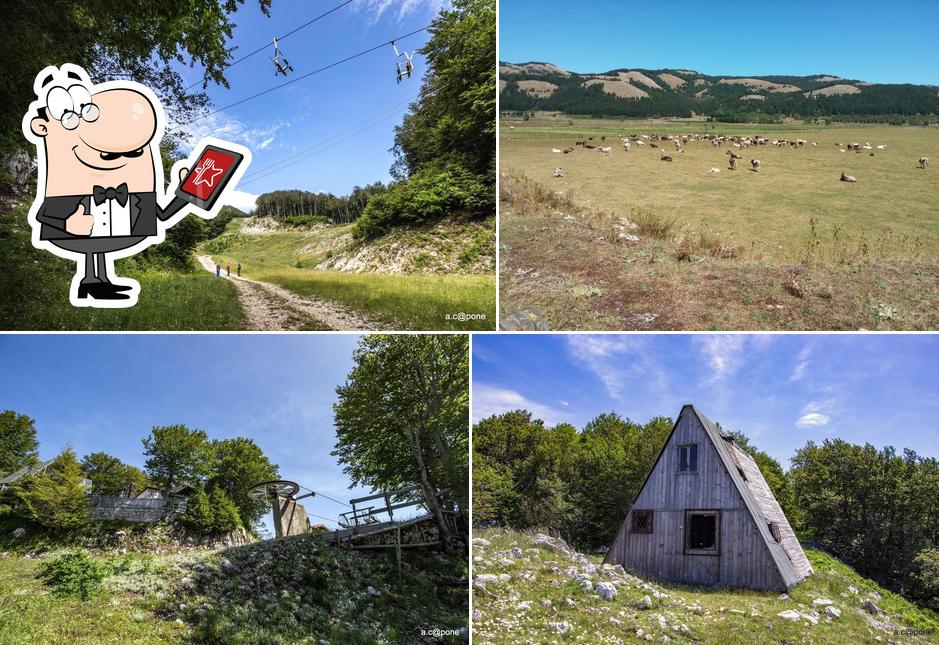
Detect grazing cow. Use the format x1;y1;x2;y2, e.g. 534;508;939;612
600;136;606;141
708;167;721;174
598;146;612;155
635;140;645;147
650;143;659;149
729;157;737;170
622;141;631;152
575;141;586;146
660;151;673;162
552;148;561;155
554;167;563;177
584;144;596;149
751;159;761;172
919;156;929;169
877;145;886;150
840;171;857;182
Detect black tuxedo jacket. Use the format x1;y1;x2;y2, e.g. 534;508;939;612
35;192;173;240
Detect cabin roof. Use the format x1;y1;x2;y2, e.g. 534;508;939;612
688;405;811;587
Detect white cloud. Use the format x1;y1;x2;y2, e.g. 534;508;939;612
564;335;653;400
796;400;832;428
170;112;288;156
225;189;259;213
473;383;570;426
796;412;830;428
559;400;569;407
355;0;448;23
695;335;746;383
790;344;813;382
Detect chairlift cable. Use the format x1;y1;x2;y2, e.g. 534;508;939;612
297;484;352;508
184;0;357;90
172;25;431;129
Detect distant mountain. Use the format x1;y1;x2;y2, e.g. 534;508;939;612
499;62;939;121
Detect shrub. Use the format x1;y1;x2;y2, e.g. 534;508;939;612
210;488;241;534
908;548;939;611
16;447;89;532
180;487;214;534
38;551;112;600
354;162;493;240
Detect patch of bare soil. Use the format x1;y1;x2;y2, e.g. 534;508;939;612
196;256;386;331
516;80;559;97
804;84;861;97
718;78;801;93
582;79;649;99
499;173;939;331
657;73;686;89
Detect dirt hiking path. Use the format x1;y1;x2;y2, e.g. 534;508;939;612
196;255;387;331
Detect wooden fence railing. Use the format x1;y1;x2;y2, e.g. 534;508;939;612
88;495;188;522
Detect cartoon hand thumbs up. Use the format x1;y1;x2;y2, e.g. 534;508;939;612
65;202;94;236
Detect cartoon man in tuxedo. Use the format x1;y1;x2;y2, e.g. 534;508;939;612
22;64;250;307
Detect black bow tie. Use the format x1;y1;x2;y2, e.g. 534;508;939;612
92;183;129;207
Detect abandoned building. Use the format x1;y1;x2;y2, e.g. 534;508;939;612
604;404;812;591
88;484;194;522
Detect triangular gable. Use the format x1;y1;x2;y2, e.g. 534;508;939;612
604;405;811;589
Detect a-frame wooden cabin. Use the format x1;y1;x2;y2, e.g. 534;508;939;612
603;404;812;591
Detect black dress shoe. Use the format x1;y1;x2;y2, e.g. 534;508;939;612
102;282;133;292
77;283;130;300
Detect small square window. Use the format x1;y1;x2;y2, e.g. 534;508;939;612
632;509;653;534
678;444;698;472
685;510;719;554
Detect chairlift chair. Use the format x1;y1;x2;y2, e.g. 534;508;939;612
270;37;295;77
391;41;414;84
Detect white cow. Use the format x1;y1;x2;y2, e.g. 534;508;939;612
552;148;562;155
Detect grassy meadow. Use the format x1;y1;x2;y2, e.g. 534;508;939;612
0;202;246;331
473;528;939;644
202;217;496;331
501;116;939;263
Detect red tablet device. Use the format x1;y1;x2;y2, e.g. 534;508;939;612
175;144;246;211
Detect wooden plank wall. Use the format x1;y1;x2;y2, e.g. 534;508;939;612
607;410;785;590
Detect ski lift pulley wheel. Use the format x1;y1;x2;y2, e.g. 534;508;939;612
247;479;300;501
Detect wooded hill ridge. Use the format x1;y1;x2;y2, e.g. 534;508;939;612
499;62;939;121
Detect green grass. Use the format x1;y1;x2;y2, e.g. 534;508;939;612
0;202;245;331
203;217;496;330
473;528;939;644
0;555;185;644
250;267;495;331
0;528;468;644
501;117;939;263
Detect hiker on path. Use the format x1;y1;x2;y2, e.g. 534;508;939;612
226;262;231;277
237;263;241;277
215;263;220;278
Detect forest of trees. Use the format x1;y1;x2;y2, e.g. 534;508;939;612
253;184;387;224
473;409;939;611
499;67;939;122
333;334;469;545
0;410;279;536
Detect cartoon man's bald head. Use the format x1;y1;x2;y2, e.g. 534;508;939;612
28;73;161;196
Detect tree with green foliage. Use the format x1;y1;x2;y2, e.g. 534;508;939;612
180;486;215;534
207;438;278;529
80;452;149;497
142;425;214;493
333;334;469;543
908;548;939;611
355;0;495;239
790;439;939;602
210;488;242;534
16;447;88;532
0;410;39;475
1;0;272;156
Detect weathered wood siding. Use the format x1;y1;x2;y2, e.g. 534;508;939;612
88;496;187;522
606;410;786;590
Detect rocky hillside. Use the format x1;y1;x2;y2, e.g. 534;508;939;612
472;528;939;644
1;522;468;644
499;62;939;119
202;216;495;276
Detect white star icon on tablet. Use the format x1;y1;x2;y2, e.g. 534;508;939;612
193;158;224;188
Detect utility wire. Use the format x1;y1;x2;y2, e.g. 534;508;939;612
185;0;357;90
299;484;352;508
171;25;431;129
238;104;409;186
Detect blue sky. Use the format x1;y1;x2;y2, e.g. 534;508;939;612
500;1;939;86
168;0;447;211
472;334;939;467
0;334;386;536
